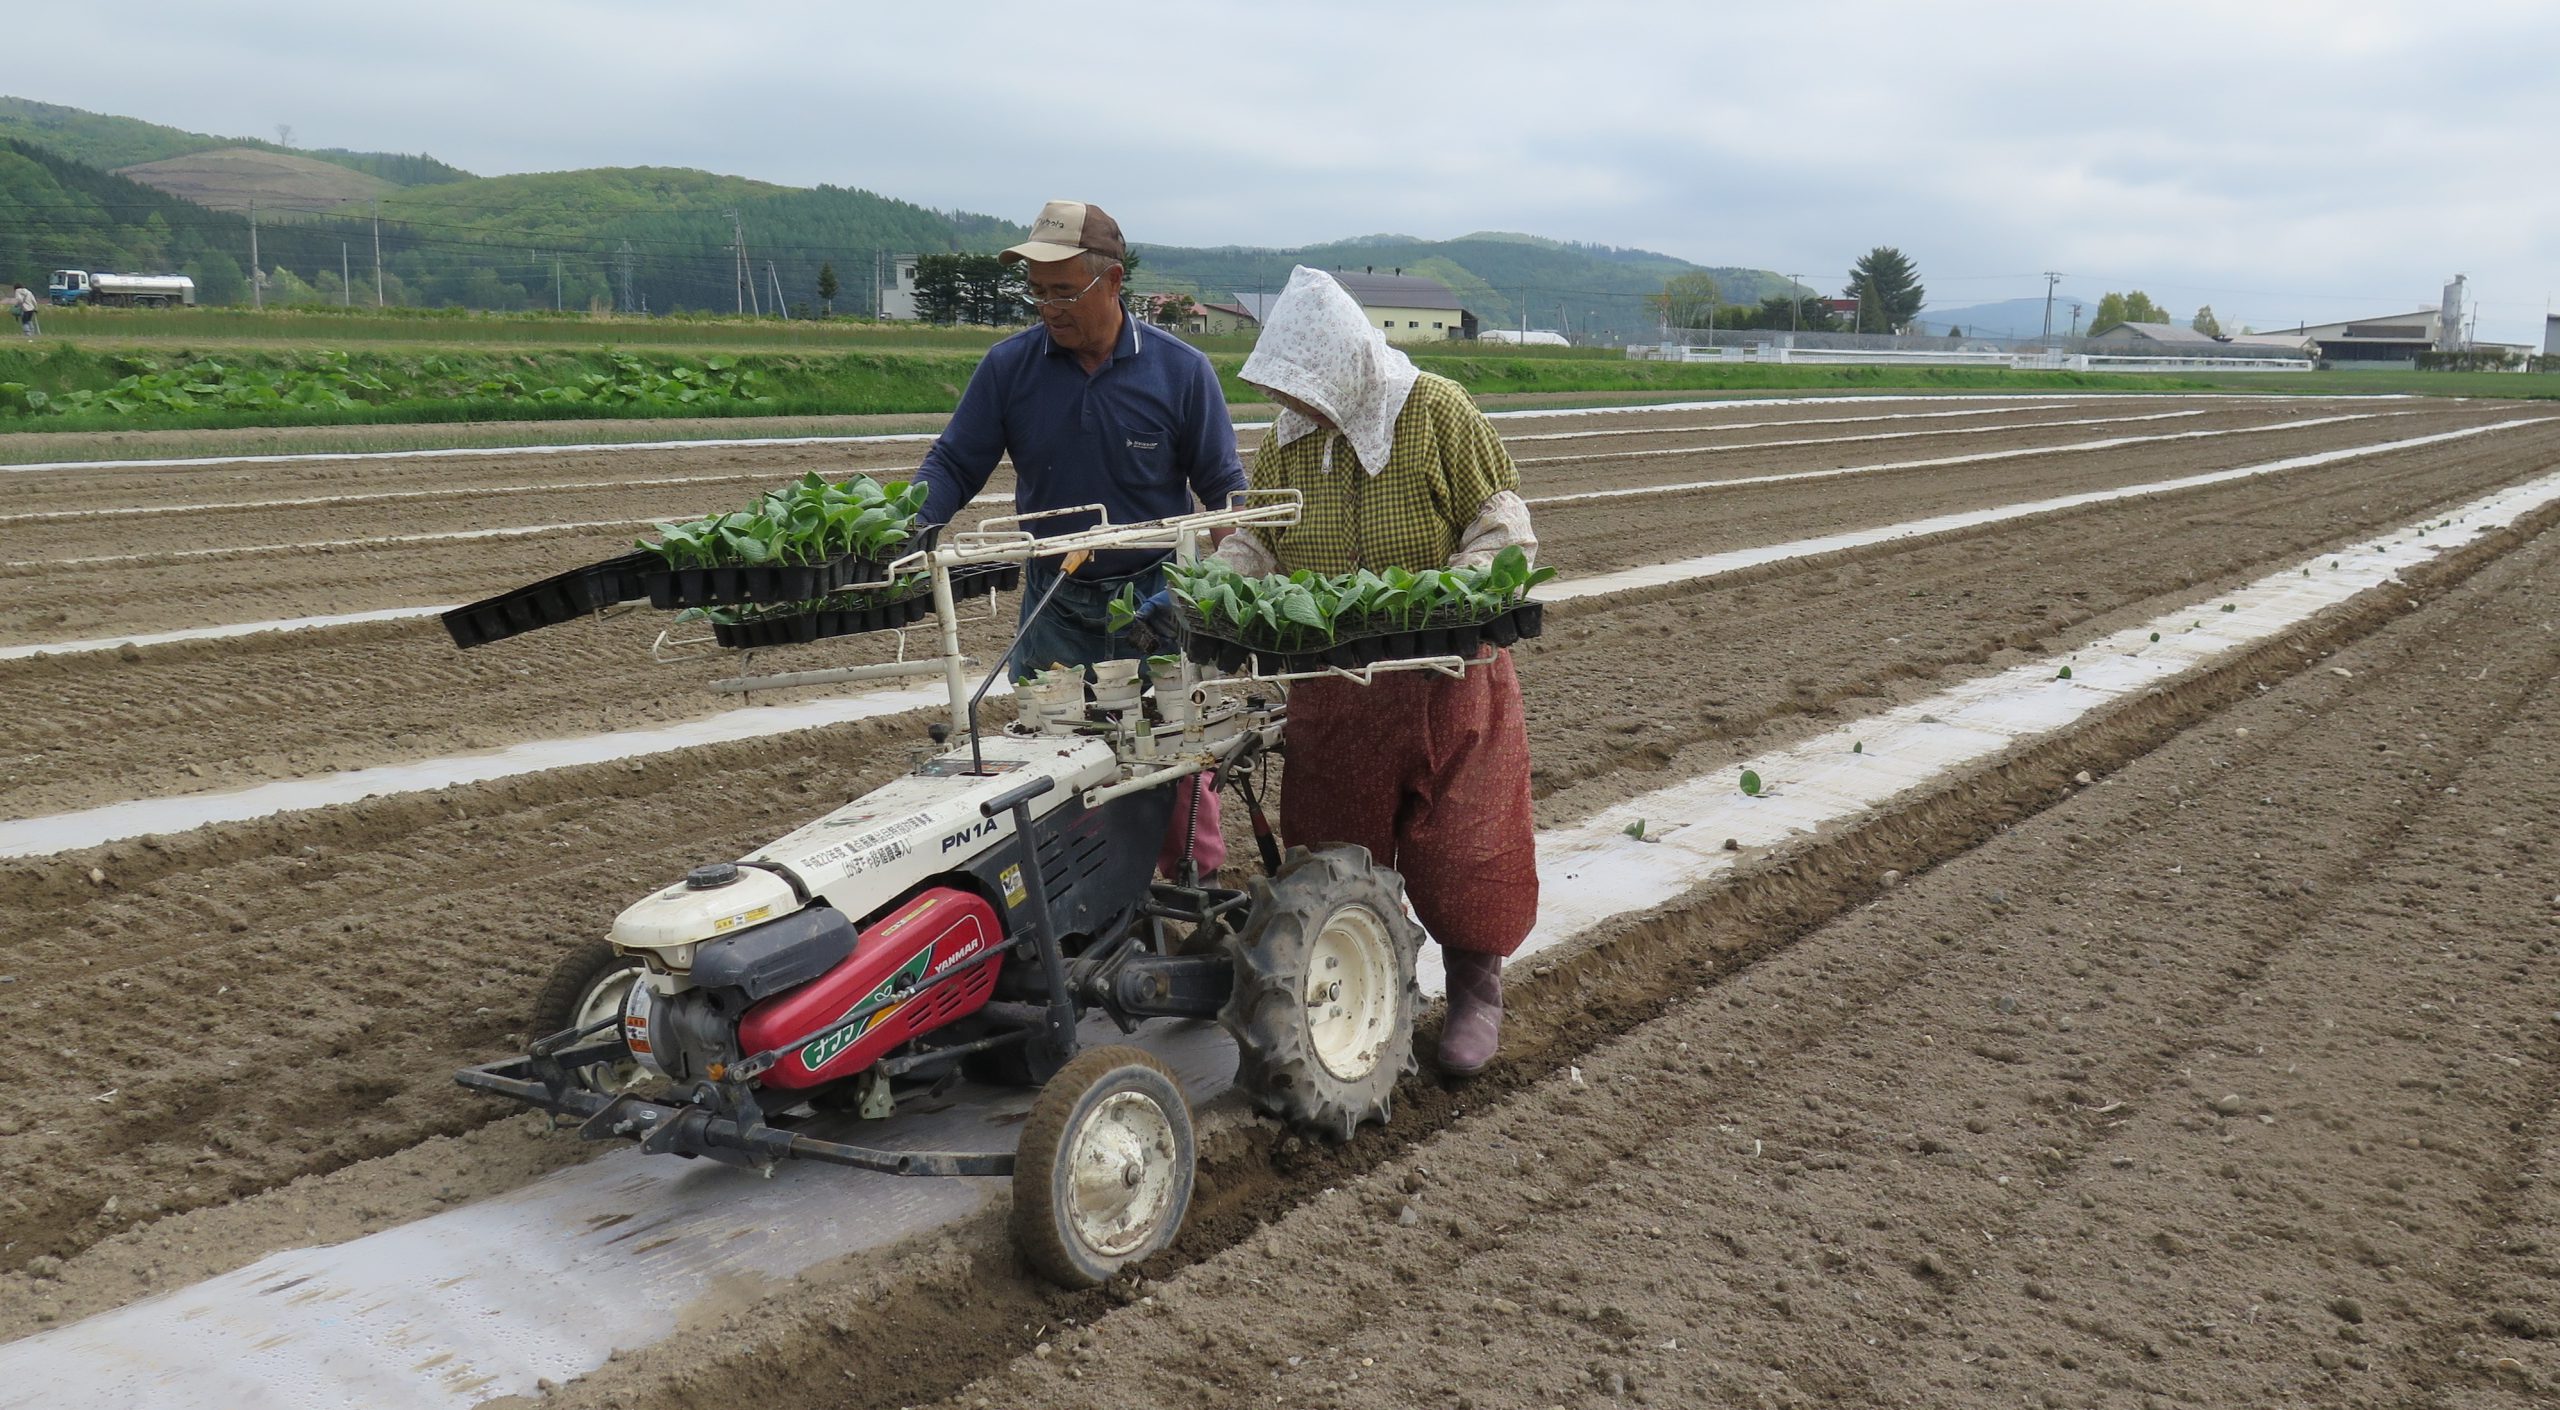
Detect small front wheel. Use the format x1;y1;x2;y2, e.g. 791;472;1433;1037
1011;1044;1196;1288
530;939;645;1093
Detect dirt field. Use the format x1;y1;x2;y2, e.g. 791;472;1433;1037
2;392;2554;1407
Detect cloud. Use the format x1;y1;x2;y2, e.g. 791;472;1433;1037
34;0;2560;342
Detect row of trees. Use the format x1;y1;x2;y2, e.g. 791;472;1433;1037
1646;246;1924;335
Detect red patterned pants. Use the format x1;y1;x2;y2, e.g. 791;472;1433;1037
1277;651;1539;957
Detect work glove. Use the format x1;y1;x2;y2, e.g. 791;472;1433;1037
1123;589;1178;654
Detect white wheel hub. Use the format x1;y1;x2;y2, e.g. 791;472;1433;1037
1303;904;1397;1083
577;966;647;1093
1066;1091;1181;1257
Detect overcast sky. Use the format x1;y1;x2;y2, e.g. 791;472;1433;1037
43;1;2560;343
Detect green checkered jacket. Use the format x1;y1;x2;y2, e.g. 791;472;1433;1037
1246;374;1518;575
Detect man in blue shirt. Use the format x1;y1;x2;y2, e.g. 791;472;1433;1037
915;200;1244;875
916;200;1246;677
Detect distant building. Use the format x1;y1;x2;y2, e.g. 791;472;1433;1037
1184;301;1257;336
1479;329;1571;347
2087;322;2313;359
2257;276;2472;369
2086;321;2226;350
2545;313;2559;358
878;254;921;320
1322;269;1477;341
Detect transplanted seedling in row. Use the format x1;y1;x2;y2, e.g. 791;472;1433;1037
2149;631;2161;642
1739;769;1763;797
1851;740;1863;754
2222;603;2238;613
2056;665;2073;680
1622;819;1648;840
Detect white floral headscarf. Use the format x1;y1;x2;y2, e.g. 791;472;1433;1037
1239;265;1421;477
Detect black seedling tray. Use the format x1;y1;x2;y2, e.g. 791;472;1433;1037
1179;599;1544;676
640;552;891;610
948;561;1023;597
707;562;1022;650
442;551;653;649
712;591;932;649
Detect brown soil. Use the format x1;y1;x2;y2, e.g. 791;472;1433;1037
0;389;2125;466
519;452;2560;1410
901;503;2560;1410
2;396;2553;1402
2;403;2529;821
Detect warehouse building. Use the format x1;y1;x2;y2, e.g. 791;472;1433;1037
2257;276;2471;370
2086;321;2315;359
1235;270;1478;342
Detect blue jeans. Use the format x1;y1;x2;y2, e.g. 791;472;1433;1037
1008;559;1165;682
1007;557;1224;875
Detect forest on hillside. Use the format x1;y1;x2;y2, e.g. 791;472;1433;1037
0;96;1773;338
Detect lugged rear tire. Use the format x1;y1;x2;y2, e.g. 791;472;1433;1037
1011;1044;1196;1288
1220;844;1421;1143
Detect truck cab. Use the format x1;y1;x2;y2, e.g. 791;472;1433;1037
47;271;87;305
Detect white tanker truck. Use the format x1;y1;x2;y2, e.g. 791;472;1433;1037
48;270;197;308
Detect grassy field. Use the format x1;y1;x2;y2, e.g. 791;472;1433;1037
3;308;2551;460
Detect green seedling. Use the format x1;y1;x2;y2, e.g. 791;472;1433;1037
1851;740;1864;754
1106;584;1141;635
2221;603;2238;613
638;473;927;571
2148;631;2161;642
1164;545;1559;652
1739;769;1763;797
1623;819;1648;840
2056;665;2073;680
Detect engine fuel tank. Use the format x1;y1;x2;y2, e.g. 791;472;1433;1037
738;887;1003;1089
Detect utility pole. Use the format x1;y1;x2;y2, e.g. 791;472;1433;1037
249;204;261;310
2041;271;2063;341
2069;304;2083;338
371;200;383;307
554;254;563;312
767;261;787;319
617;240;636;314
341;242;350;306
726;209;745;315
1786;273;1803;333
874;248;883;320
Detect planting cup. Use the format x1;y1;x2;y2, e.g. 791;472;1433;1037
1091;659;1142;690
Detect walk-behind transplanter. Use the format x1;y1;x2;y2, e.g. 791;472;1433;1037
439;486;1533;1285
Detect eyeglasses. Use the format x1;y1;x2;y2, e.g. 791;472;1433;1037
1018;269;1106;311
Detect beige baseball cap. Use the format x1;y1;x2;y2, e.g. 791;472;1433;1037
1000;200;1127;265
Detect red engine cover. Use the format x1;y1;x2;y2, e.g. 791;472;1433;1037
738;887;1004;1089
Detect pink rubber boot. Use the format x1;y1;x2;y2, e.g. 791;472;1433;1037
1154;777;1227;879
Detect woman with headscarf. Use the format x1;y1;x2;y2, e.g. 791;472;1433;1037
1188;265;1541;1074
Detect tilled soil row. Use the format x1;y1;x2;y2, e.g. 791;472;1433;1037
0;399;2137;517
1;409;2526;820
526;429;2560;1410
0;402;2391;641
3;405;2287;559
0;430;2550;1311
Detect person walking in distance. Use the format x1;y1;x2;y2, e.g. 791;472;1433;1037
9;283;37;339
912;199;1244;876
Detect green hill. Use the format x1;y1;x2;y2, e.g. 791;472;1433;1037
0;95;1782;334
1134;232;1790;344
0;95;470;187
0;138;254;300
116;147;398;213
